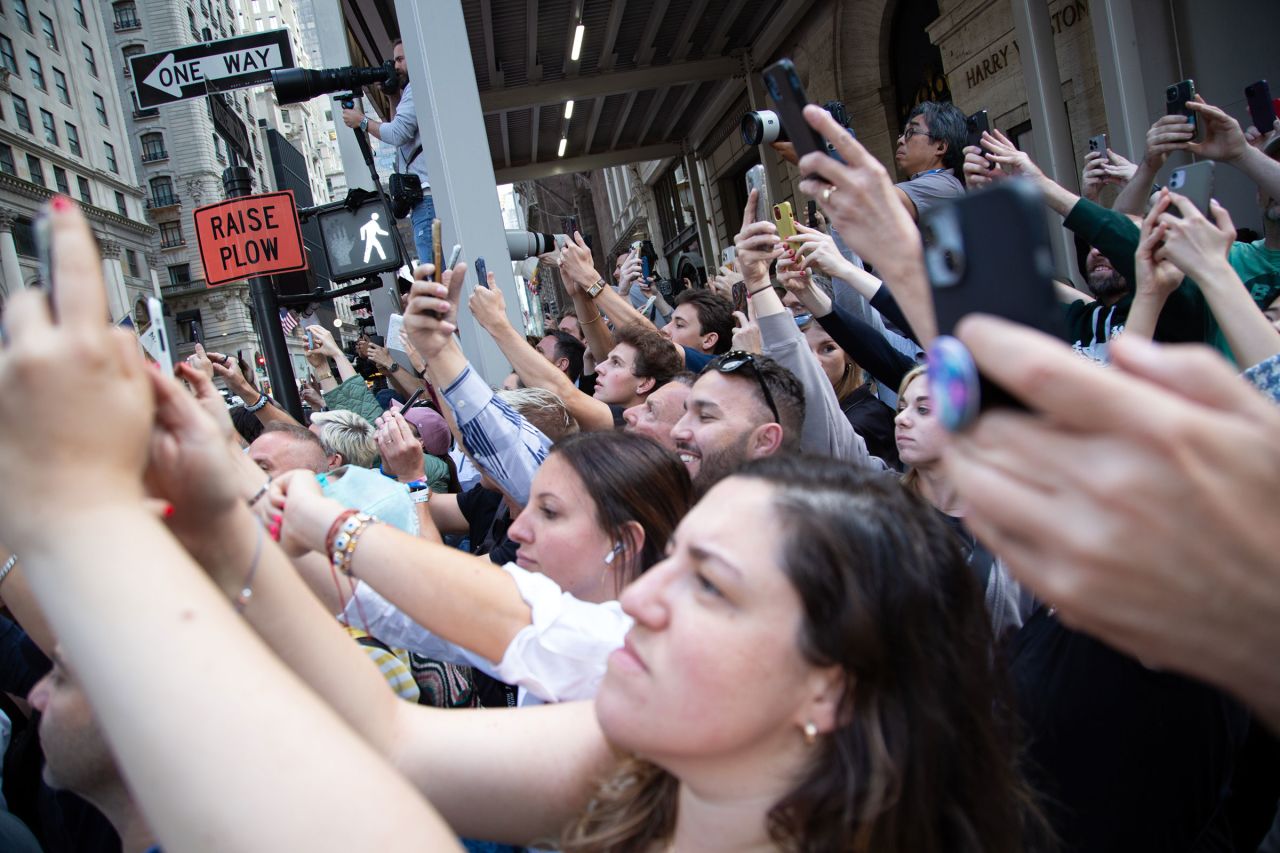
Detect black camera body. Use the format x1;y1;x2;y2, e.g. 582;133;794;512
389;172;424;219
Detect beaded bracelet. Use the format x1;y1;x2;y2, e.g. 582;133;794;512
325;509;359;556
330;512;377;578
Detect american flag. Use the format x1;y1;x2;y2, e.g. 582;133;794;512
279;308;299;335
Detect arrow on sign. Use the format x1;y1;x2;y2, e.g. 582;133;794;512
142;53;205;98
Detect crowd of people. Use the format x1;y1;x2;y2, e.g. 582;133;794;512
1;76;1280;853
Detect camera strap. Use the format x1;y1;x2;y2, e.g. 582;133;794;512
397;145;423;174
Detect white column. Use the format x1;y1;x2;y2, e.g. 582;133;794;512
98;239;129;323
396;0;534;384
0;212;24;298
1010;0;1080;279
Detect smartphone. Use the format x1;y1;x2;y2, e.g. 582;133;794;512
1245;80;1276;133
431;219;443;283
474;256;489;289
640;294;658;316
1088;133;1108;154
1165;79;1197;131
745;164;769;224
641;255;651;282
139;297;174;376
922;181;1062;431
306;328;314;349
398;388;425;414
447;243;462;270
1167;160;1216;216
773;201;798;248
761;59;829;167
386;313;406;352
806;200;817;228
731;280;748;315
965;110;990;150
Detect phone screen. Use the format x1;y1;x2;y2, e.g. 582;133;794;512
474;257;489;289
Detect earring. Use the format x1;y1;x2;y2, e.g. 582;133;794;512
802;721;818;745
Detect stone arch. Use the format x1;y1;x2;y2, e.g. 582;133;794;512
836;0;901;169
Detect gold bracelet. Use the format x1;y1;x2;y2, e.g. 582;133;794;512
581;312;606;325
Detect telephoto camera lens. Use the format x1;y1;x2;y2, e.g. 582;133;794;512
271;61;397;104
740;110;787;146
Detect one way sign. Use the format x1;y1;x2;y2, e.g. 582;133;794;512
130;30;294;108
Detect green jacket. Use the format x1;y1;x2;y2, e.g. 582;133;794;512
322;375;385;426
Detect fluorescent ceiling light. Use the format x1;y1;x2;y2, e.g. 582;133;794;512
558;137;568;157
564;100;575;119
571;24;585;61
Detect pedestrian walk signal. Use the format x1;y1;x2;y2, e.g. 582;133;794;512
314;189;403;282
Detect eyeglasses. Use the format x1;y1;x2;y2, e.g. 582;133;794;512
899;124;930;142
711;351;780;424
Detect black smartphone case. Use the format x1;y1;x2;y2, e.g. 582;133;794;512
923;180;1063;411
762;59;828;162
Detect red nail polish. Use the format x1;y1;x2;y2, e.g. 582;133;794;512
163;504;175;518
51;195;73;212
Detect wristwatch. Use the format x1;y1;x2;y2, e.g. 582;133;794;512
585;278;607;298
359;116;369;133
387;361;402;374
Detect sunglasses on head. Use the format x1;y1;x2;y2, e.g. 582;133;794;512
712;351;780;424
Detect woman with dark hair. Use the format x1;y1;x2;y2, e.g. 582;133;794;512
562;455;1041;852
271;429;692;704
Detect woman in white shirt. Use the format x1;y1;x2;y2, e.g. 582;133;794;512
274;429;691;704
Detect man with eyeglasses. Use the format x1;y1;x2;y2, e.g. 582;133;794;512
892;101;969;222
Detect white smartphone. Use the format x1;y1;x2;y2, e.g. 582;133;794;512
139;297;173;375
386;312;406;353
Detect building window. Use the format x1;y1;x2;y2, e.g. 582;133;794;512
26;52;44;89
168;263;191;287
176;309;203;343
53;165;70;194
126;248;141;278
76;175;91;204
141;132;167;161
26;154;43;187
149;176;176;206
112;2;140;32
187;7;198;39
122;44;144;76
105;142;118;173
39;13;57;50
40;109;56;145
83;43;97;77
53;68;69;104
13;216;37;257
13;0;29;33
213;133;225;162
0;37;17;76
12;95;31;133
66;122;81;157
94;93;108;126
0;144;13;175
72;0;87;29
160;221;184;247
115;191;127;216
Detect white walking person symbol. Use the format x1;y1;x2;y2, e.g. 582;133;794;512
360;212;390;263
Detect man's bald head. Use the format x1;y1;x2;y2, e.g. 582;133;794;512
248;423;329;476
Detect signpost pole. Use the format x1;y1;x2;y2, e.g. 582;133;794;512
222;166;304;421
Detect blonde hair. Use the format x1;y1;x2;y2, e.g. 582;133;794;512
497;387;579;442
309;410;377;468
896;366;928;496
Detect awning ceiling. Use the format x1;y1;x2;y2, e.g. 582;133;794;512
340;0;819;181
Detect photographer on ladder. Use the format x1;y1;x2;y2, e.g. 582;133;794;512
342;39;434;265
